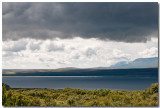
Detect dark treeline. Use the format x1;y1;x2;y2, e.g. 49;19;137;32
2;83;158;106
3;68;158;77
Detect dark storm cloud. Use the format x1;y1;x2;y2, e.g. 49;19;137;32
2;2;158;42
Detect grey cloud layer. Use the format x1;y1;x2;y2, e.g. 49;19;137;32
3;2;158;42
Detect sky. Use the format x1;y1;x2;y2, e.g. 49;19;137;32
2;2;158;69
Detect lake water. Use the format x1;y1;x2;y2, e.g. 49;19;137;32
2;76;158;91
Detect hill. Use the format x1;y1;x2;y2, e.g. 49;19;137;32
110;57;158;69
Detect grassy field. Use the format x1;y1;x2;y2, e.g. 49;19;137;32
2;83;158;106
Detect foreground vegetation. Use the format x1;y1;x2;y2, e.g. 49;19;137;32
2;83;158;106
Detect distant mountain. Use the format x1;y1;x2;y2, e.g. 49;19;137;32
110;61;128;68
58;67;79;69
110;57;158;69
87;67;108;69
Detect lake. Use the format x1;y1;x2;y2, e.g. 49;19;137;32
2;75;158;91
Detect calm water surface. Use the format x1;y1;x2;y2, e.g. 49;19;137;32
2;76;158;91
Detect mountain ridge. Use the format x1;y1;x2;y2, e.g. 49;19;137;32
110;57;158;69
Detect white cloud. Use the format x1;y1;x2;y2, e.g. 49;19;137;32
112;49;131;59
3;39;27;52
2;37;158;69
28;41;41;51
138;47;158;58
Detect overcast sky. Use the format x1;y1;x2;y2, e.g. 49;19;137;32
2;2;158;69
